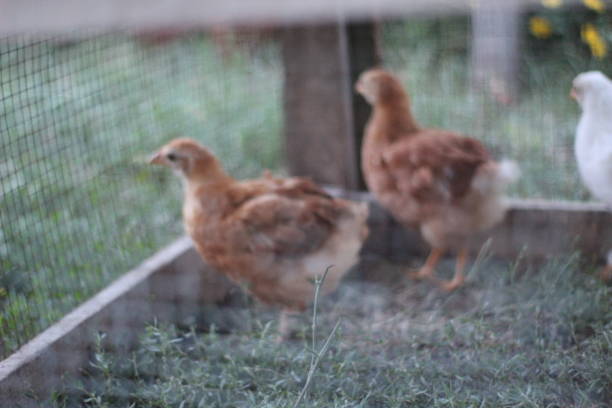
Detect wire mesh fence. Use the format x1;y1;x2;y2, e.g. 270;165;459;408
1;4;611;406
1;16;607;360
0;32;282;359
382;17;604;201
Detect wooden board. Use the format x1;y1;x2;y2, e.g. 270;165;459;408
341;190;612;264
282;21;380;189
347;21;382;189
470;3;522;103
282;23;359;189
1;194;609;406
0;237;234;407
0;0;555;35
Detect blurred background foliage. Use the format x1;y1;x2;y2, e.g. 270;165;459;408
528;0;610;58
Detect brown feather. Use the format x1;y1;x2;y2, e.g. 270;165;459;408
357;69;510;249
150;138;369;312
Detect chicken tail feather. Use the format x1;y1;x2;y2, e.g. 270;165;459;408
496;159;521;186
471;159;520;195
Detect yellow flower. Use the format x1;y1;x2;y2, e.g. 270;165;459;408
529;17;553;39
542;0;562;8
583;0;605;12
582;23;608;58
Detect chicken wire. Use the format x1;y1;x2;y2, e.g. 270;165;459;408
0;32;282;359
382;18;597;201
0;5;611;404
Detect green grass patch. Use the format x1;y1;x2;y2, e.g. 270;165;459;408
2;16;612;360
54;255;611;407
0;34;282;357
383;18;612;200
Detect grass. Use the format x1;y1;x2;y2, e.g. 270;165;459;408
2;16;612;359
383;19;612;200
0;34;282;357
53;254;611;407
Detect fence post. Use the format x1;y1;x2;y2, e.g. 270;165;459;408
470;3;522;103
282;21;380;190
347;21;382;189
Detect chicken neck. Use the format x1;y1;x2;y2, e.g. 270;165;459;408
182;167;236;219
371;98;420;143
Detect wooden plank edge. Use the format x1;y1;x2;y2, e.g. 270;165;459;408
0;189;609;405
326;187;611;262
0;236;233;407
0;0;554;36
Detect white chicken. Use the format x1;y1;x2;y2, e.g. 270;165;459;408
571;70;612;280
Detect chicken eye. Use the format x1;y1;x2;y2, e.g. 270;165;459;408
166;152;178;162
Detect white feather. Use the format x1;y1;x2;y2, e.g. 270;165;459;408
573;71;612;205
496;160;521;186
471;159;520;195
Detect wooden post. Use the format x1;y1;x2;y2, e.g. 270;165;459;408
282;21;380;190
470;3;522;104
347;21;382;189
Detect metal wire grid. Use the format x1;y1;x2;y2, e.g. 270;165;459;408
0;32;282;359
0;14;606;362
382;19;592;201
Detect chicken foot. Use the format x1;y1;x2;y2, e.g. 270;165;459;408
409;247;467;292
438;247;468;292
409;247;445;280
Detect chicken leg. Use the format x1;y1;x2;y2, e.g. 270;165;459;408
410;247;445;280
438;247;468;292
409;247;467;292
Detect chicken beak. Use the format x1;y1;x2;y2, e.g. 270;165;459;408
149;151;164;165
569;87;577;101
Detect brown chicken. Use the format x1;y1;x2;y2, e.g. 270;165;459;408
150;138;369;338
356;69;519;291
